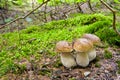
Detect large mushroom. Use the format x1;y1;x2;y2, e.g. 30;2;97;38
82;33;101;61
55;41;77;68
73;38;93;67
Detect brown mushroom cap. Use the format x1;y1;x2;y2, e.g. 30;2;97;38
73;38;93;52
55;41;73;53
82;34;101;46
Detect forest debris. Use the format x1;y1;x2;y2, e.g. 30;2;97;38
39;76;50;80
0;46;119;79
28;38;36;43
100;0;120;36
84;71;91;77
19;58;29;66
0;0;51;29
80;3;92;13
28;71;34;80
26;62;32;70
116;74;120;80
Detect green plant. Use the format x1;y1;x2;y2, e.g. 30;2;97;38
69;77;76;80
104;49;112;59
116;60;120;74
95;62;101;68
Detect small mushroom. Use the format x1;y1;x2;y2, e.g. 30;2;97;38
82;33;101;46
55;41;77;68
82;34;101;62
73;38;93;67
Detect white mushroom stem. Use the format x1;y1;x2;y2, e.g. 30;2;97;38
73;38;93;67
81;34;101;61
60;52;76;68
88;48;96;62
76;52;89;67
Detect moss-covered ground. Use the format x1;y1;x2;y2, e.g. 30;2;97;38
0;13;120;77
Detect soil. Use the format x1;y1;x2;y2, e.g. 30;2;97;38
1;46;120;80
0;1;120;80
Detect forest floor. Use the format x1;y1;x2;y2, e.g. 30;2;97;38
1;46;120;80
0;2;120;80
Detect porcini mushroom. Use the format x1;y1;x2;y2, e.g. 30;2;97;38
82;34;101;46
55;41;77;68
82;33;101;61
73;38;93;67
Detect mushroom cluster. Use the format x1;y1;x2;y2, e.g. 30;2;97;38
55;34;101;68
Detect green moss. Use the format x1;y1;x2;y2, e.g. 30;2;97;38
95;62;101;68
116;60;120;74
86;20;111;33
0;58;18;76
92;56;101;68
104;49;112;59
96;56;100;61
69;78;76;80
85;21;120;46
95;27;120;45
116;61;120;67
53;58;62;68
22;26;40;34
0;13;119;76
39;68;51;76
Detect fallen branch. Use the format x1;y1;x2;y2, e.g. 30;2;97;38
76;2;84;13
0;0;50;29
88;0;95;12
100;0;120;36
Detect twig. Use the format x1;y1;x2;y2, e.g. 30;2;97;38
44;2;48;22
88;0;95;12
76;2;83;13
0;0;50;29
100;0;120;36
